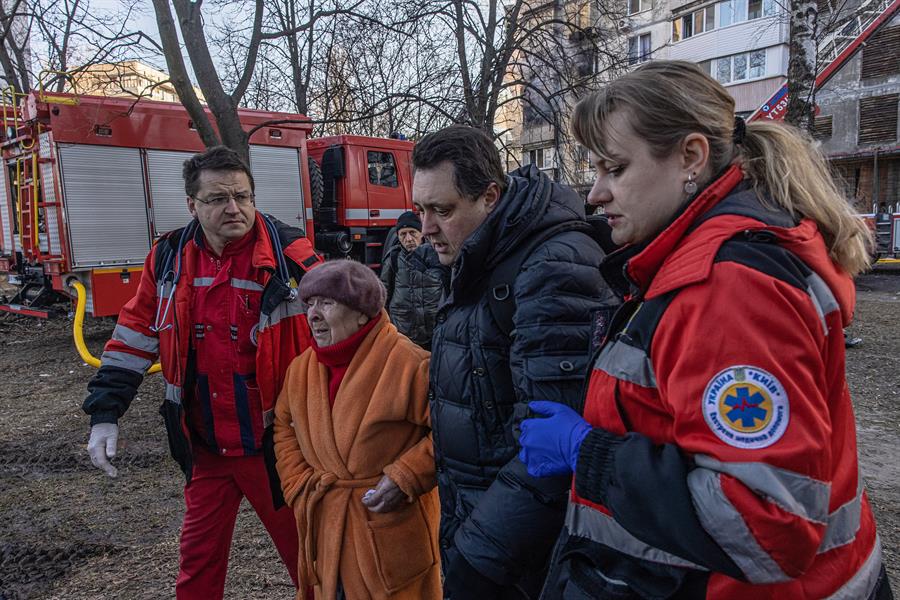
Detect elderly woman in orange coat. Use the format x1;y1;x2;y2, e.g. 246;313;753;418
273;259;441;600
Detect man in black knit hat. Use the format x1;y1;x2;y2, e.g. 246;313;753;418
380;210;447;350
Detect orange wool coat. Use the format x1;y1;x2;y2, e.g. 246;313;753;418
273;311;440;600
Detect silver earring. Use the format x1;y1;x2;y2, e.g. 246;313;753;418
684;173;698;195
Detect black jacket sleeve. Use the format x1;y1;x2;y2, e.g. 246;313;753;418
84;367;145;425
575;430;744;580
380;247;398;308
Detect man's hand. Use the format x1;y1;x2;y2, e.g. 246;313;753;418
361;475;407;513
518;401;592;477
87;423;119;478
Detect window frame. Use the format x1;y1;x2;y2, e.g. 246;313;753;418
672;5;716;42
366;151;399;188
714;49;768;84
711;48;768;85
628;32;652;64
628;0;648;15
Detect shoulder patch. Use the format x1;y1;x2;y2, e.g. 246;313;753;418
702;365;789;449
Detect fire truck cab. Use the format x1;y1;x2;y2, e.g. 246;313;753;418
0;90;414;318
308;135;414;268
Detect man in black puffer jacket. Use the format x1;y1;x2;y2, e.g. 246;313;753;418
412;125;618;599
380;211;449;350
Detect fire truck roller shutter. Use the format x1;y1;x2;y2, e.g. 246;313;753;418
146;150;195;237
57;144;150;267
249;145;306;231
39;133;61;255
0;157;12;256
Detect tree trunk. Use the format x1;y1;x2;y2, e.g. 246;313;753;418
785;0;818;132
150;0;220;148
171;0;250;160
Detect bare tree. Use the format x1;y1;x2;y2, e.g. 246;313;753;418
0;0;156;95
0;0;31;92
152;0;389;157
313;7;458;137
419;0;625;134
150;0;264;158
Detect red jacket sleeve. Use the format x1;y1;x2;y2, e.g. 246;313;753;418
652;260;832;582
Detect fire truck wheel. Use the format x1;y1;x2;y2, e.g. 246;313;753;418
308;156;324;212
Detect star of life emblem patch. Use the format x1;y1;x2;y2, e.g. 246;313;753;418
702;365;789;449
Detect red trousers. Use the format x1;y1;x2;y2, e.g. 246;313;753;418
175;446;299;599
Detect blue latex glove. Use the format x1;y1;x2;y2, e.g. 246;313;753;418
518;400;593;478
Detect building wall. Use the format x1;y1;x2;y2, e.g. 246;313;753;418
815;13;900;211
816;14;900;157
506;0;791;192
669;14;787;62
70;61;205;104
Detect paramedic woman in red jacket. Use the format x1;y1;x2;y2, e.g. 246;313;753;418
518;61;892;599
82;146;322;599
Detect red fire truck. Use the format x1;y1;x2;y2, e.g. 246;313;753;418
0;89;414;318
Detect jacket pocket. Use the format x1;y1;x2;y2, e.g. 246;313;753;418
366;501;436;593
523;354;589;383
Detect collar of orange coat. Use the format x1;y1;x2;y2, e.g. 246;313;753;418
311;313;382;368
301;309;399;470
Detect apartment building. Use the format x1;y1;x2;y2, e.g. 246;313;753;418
69;61;205;104
503;0;791;192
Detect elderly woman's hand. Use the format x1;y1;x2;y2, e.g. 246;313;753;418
361;475;408;513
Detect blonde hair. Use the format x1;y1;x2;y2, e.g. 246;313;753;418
572;60;873;276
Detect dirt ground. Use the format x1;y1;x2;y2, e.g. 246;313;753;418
0;271;898;599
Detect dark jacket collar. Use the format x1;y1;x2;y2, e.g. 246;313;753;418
450;165;586;299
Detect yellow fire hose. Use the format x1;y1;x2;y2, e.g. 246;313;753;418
70;280;161;374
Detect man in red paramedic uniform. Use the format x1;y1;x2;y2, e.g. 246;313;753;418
82;145;322;598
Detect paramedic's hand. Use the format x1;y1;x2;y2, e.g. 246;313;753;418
88;423;119;478
361;475;406;513
518;401;592;477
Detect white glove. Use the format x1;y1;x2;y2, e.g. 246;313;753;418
88;423;119;478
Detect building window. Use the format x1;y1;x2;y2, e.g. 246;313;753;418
524;147;556;170
628;33;652;64
813;115;833;140
858;94;899;145
719;0;776;26
714;49;766;83
749;49;765;77
672;5;715;41
716;57;732;83
367;151;398;187
628;0;649;15
861;26;900;79
748;0;762;19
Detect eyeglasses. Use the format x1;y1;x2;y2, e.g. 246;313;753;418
192;192;255;207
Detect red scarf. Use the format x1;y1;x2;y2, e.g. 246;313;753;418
310;313;382;407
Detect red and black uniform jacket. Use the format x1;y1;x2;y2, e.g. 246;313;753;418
541;166;885;599
83;213;322;501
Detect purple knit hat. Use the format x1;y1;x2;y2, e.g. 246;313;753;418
299;259;386;318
